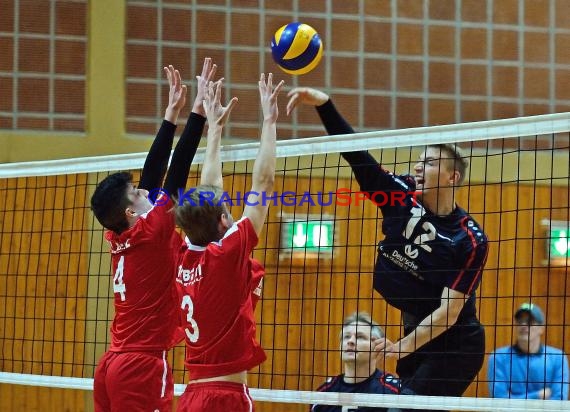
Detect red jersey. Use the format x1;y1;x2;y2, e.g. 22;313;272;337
105;197;184;351
176;217;266;380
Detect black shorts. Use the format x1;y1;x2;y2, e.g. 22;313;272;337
396;323;485;397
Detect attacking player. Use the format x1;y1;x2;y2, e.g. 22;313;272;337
90;59;217;412
174;74;283;411
286;87;488;403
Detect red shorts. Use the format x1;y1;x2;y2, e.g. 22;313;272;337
176;381;254;412
94;350;173;412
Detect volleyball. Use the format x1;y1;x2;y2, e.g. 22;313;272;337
271;22;323;75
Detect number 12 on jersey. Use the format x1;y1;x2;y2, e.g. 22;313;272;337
402;205;436;252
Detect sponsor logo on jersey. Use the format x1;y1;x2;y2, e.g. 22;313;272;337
110;239;130;253
176;264;203;287
384;249;419;271
404;244;419;259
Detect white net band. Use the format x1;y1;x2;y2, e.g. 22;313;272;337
1;372;568;412
0;111;568;178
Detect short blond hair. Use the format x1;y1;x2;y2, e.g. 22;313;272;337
174;185;228;246
429;144;469;185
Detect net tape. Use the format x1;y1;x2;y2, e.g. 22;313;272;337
0;372;568;412
1;111;569;178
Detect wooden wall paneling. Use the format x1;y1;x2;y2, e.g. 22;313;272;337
1;174;90;410
2;173;569;410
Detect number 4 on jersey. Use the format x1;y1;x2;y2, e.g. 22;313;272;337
113;255;126;301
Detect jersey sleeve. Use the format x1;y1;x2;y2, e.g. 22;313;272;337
163;112;206;198
379;372;401;394
342;152;415;196
316;99;413;195
448;217;488;294
139;120;177;199
216;217;259;282
138;195;176;243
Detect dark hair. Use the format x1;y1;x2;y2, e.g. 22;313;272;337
428;144;469;185
175;185;228;247
90;172;133;234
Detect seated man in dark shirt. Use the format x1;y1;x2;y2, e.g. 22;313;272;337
312;312;399;412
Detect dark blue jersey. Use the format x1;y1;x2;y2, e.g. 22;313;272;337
311;369;400;412
316;100;488;329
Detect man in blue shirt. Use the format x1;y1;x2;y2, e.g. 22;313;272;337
488;303;569;400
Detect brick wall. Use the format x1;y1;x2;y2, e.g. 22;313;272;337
1;0;569;148
0;0;87;131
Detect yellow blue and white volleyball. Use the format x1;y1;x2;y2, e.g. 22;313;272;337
271;22;323;75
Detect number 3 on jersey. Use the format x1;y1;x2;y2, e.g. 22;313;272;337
181;295;199;343
113;255;126;301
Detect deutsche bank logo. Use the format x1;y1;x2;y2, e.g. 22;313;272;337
404;244;418;259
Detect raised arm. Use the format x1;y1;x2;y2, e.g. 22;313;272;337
243;73;284;236
287;87;352;136
200;80;238;187
163;58;217;197
139;65;187;194
286;87;405;195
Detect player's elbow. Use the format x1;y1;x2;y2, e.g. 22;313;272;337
448;306;462;324
434;302;462;329
440;289;467;326
254;171;275;192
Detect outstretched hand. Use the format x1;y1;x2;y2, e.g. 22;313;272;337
164;65;188;123
259;73;285;123
193;57;220;116
203;80;238;128
286;87;329;116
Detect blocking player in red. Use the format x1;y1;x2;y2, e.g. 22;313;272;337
173;73;284;412
90;59;217;412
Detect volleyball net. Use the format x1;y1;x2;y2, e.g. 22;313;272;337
1;112;570;411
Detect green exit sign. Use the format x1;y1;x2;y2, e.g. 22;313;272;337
549;227;570;259
281;219;334;253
